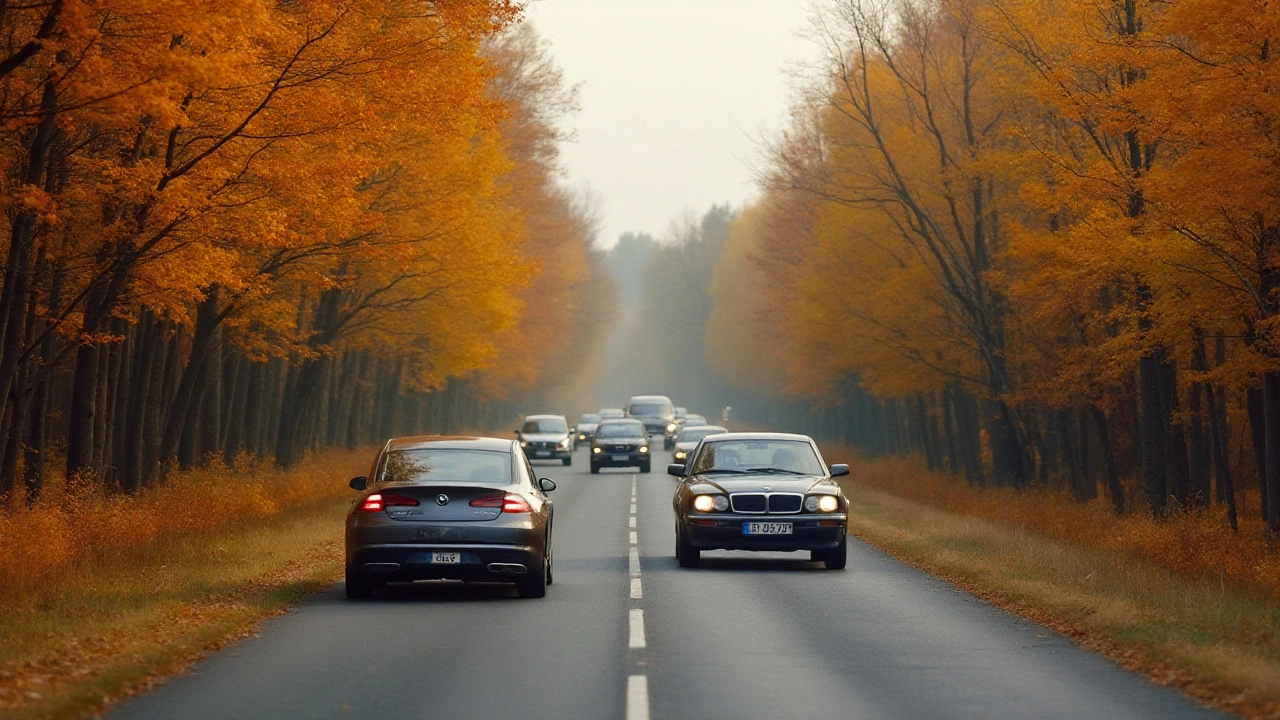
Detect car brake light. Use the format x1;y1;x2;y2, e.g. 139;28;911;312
361;494;384;512
502;494;531;513
469;495;505;508
384;494;419;507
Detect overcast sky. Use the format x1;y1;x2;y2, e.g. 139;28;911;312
523;0;821;247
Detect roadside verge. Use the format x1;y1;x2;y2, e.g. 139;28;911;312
841;471;1280;719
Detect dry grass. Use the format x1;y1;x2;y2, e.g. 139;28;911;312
839;455;1280;718
0;451;368;720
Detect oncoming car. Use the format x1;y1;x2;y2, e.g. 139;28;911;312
345;436;556;599
669;432;850;569
517;414;573;466
575;413;602;448
670;424;727;466
590;419;652;474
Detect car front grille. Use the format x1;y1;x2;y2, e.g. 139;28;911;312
729;492;803;514
527;441;557;450
604;443;636;452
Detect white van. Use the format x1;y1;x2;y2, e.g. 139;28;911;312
627;395;677;443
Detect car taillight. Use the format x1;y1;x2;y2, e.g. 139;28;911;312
502;495;531;513
469;495;504;508
360;493;418;512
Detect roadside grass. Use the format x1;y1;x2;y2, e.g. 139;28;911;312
839;458;1280;718
0;452;367;720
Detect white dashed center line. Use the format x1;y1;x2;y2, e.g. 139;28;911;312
628;546;640;575
629;609;646;648
630;577;643;599
627;675;650;720
629;531;637;545
629;515;637;528
625;472;650;720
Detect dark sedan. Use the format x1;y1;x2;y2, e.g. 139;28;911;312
590;419;652;473
669;432;850;569
345;436;555;599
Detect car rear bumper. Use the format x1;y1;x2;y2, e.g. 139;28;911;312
683;516;846;551
347;542;542;583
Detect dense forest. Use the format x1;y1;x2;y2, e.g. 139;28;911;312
0;2;613;501
704;0;1280;535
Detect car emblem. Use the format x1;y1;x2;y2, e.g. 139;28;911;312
436;494;449;506
763;485;772;491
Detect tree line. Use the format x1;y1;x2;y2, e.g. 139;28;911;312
0;3;613;502
704;0;1280;534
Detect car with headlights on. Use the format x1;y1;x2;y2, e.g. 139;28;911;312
516;414;573;466
345;436;556;599
627;394;678;448
590;419;652;473
670;424;727;467
682;413;708;427
669;432;850;569
574;413;602;448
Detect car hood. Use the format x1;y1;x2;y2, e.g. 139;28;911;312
520;432;568;442
674;441;699;451
688;473;835;494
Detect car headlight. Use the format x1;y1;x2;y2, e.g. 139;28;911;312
805;495;840;512
666;423;677;433
520;441;528;447
674;450;686;460
692;495;716;512
639;446;649;453
713;495;729;511
592;446;602;454
578;434;586;440
559;437;571;448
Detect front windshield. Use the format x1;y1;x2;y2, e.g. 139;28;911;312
599;409;624;419
578;414;601;424
689;440;824;476
521;418;567;434
685;415;706;425
629;403;669;417
678;427;724;443
597;422;645;439
378;449;512;485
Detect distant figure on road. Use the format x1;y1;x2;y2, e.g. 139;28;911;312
721;406;731;424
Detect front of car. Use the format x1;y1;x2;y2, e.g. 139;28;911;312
574;413;601;448
670;433;850;569
590;419;652;473
517;415;573;466
344;437;556;599
670;425;727;467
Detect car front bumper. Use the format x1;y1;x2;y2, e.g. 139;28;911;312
591;451;650;466
682;514;847;551
524;446;571;460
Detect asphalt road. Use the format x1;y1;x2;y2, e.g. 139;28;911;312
110;444;1225;720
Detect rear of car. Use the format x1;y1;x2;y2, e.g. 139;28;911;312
590;419;652;473
345;438;555;599
627;395;678;447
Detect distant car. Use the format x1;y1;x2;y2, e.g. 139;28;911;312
344;436;556;599
674;407;688;421
627;394;678;447
575;413;602;448
670;424;727;466
683;413;708;427
669;432;850;570
517;414;573;466
598;408;626;420
590;419;652;474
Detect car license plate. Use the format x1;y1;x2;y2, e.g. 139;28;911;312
535;450;550;457
742;521;792;535
430;552;460;564
612;454;628;462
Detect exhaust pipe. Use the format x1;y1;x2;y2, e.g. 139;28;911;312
487;563;528;575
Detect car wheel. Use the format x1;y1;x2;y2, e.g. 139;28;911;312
517;553;548;598
676;526;700;568
823;535;848;570
590;462;600;474
345;569;375;600
563;455;572;466
546;536;554;586
641;461;651;473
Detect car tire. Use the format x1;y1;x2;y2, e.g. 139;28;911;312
641;461;651;473
345;569;375;600
590;462;600;474
563;456;572;466
823;535;848;570
517;553;548;598
676;527;700;568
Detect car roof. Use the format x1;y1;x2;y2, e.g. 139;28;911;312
700;432;814;443
599;418;644;425
384;436;514;452
628;395;671;402
524;414;566;421
681;425;727;433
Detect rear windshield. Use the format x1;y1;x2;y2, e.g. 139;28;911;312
689;440;824;476
679;427;724;443
522;418;567;434
597;422;646;439
378;449;512;485
579;414;601;424
628;403;670;417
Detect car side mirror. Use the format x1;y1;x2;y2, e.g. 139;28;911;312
667;464;687;477
830;464;850;478
539;478;557;492
349;475;368;491
514;429;521;435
